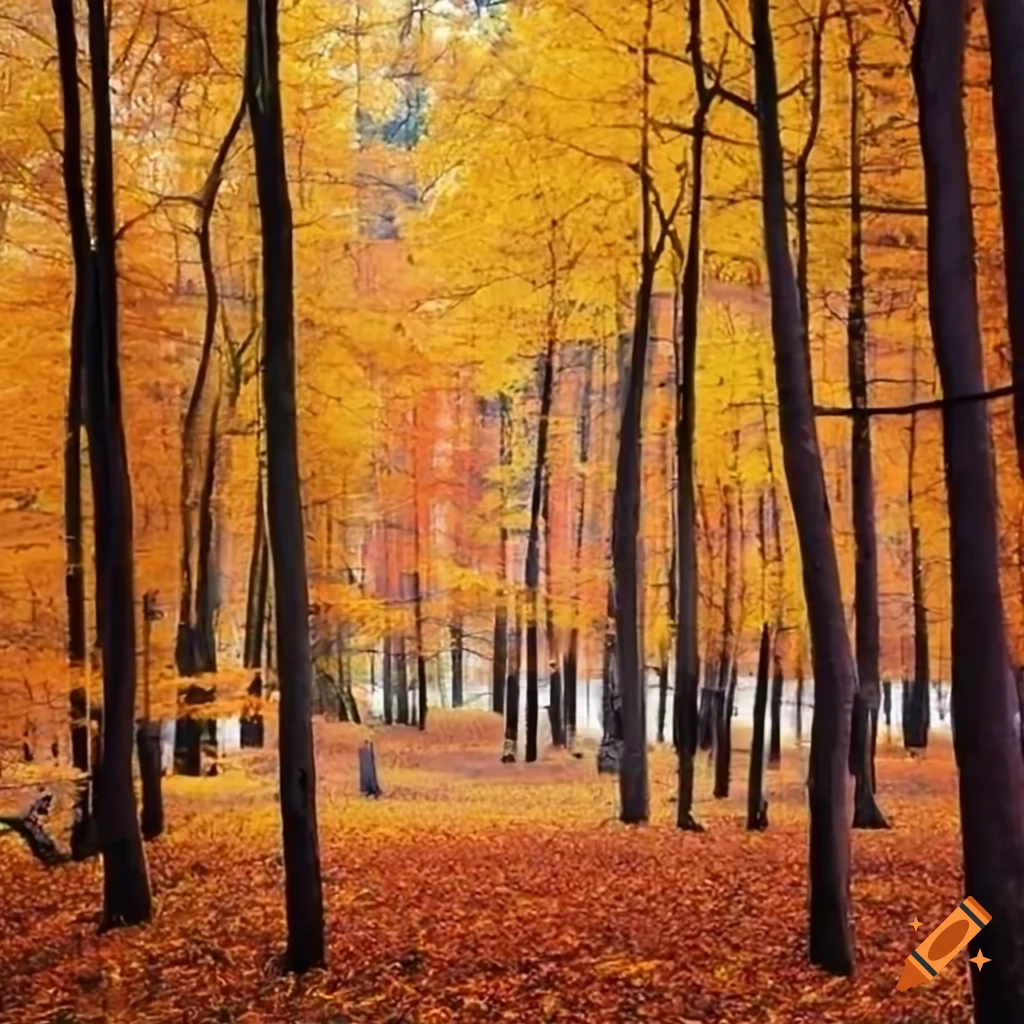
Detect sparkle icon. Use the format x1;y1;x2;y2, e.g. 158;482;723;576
969;950;990;971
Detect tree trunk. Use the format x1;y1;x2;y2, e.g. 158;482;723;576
747;623;771;830
749;0;855;975
525;336;556;762
450;619;464;709
414;570;428;732
656;658;668;745
243;474;270;672
768;654;783;767
983;0;1024;485
382;634;394;725
674;4;706;828
493;394;512;716
844;13;887;831
52;0;93;856
713;485;738;800
544;470;563;748
795;656;805;745
396;635;410;725
613;261;655;822
882;679;892;729
914;3;1024;1014
246;0;325;972
502;594;522;762
906;523;930;749
564;347;592;748
84;0;152;929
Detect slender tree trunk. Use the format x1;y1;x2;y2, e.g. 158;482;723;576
748;623;771;830
525;336;557;762
983;0;1024;485
749;0;855;975
713;486;737;799
907;368;930;749
137;593;163;841
246;0;324;972
175;101;245;675
414;570;428;732
544;471;563;747
843;13;887;830
382;634;394;725
768;653;783;767
243;474;269;671
449;619;464;709
492;394;512;715
84;0;152;930
52;0;94;859
502;593;522;762
613;257;656;821
396;635;410;725
914;3;1024;1014
564;348;592;748
674;4;706;829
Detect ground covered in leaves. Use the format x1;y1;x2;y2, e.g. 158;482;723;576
0;713;972;1024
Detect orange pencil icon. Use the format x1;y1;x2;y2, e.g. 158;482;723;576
897;896;991;990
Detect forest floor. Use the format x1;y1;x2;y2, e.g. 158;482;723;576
0;711;972;1024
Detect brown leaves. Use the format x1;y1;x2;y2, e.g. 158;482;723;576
0;717;971;1024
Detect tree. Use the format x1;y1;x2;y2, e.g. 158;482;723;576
747;622;771;830
51;0;95;860
913;0;1024;1016
525;327;557;762
749;0;855;976
84;0;152;929
246;0;325;972
841;4;888;831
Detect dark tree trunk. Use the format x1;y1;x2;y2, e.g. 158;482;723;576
750;0;855;975
882;680;892;729
613;260;656;821
597;589;623;774
768;655;783;767
52;0;94;856
53;0;88;676
241;673;265;748
502;596;522;762
84;0;152;929
674;1;707;830
544;476;563;748
713;659;737;800
656;659;668;745
382;635;394;725
914;3;1024;1014
243;475;269;671
983;0;1024;485
413;570;428;732
174;98;245;772
246;0;324;972
525;336;556;762
713;486;738;800
493;393;512;716
396;635;410;725
747;623;771;830
137;593;164;841
844;14;887;831
795;658;805;745
906;523;930;749
564;348;592;748
450;619;464;708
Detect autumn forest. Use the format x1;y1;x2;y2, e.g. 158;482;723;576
2;0;1024;1022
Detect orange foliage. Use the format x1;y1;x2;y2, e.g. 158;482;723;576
1;715;973;1023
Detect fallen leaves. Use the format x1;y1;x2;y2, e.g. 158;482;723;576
0;714;973;1024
